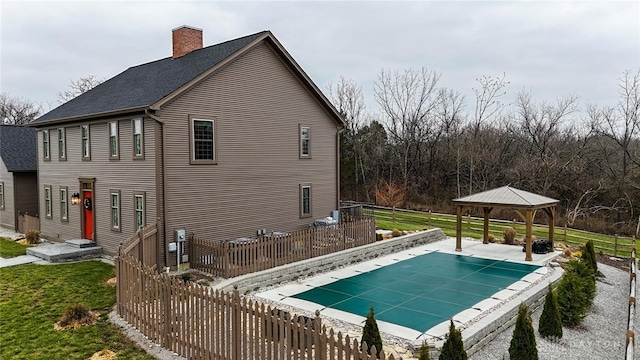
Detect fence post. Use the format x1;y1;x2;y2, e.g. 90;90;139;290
564;224;567;243
615;233;618;257
314;310;325;360
428;210;432;227
232;286;241;360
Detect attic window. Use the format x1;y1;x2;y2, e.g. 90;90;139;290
190;117;216;164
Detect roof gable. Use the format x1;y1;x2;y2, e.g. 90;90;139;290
33;30;344;127
0;125;37;172
34;31;268;124
453;186;558;207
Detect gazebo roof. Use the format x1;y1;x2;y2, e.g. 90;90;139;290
452;186;559;208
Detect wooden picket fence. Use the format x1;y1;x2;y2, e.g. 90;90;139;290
190;219;376;278
625;247;636;360
116;247;397;359
17;212;39;233
118;221;161;271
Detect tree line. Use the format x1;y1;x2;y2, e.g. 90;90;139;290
331;69;640;236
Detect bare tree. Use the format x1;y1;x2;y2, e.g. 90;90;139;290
0;92;42;124
329;77;369;201
374;67;442;190
57;75;104;103
468;73;509;194
588;69;640;225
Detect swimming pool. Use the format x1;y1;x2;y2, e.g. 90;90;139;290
292;251;540;332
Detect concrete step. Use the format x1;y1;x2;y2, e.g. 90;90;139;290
65;239;97;248
27;242;102;263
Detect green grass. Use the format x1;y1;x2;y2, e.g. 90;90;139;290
0;261;154;360
0;237;28;258
374;208;638;257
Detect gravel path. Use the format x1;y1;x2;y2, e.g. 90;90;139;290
470;263;635;360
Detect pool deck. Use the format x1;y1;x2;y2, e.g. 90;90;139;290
255;237;562;351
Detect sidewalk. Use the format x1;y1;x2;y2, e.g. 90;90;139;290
0;227;42;268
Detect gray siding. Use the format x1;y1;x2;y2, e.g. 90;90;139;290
37;118;158;254
160;42;339;243
0;160;15;229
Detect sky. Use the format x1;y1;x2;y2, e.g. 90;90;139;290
1;0;639;118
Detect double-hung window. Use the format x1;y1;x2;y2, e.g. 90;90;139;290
299;125;311;158
81;125;91;160
110;190;120;231
190;117;216;163
300;184;312;218
57;128;66;160
134;192;145;231
133;118;143;159
44;185;52;219
60;187;68;222
0;182;4;210
42;130;50;161
109;121;119;159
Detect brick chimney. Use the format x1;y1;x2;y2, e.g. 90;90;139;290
172;25;203;58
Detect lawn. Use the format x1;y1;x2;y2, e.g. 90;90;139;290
0;260;154;359
374;207;638;257
0;237;28;258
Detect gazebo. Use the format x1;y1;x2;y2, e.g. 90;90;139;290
452;186;559;261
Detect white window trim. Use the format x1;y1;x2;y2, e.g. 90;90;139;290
110;190;121;231
81;124;91;160
299;125;311;158
300;183;312;218
58;128;66;160
60;187;68;222
134;192;145;231
42;130;50;161
44;185;52;219
109;121;119;160
132;118;144;159
189;117;217;164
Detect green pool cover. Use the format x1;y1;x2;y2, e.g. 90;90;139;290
293;251;540;332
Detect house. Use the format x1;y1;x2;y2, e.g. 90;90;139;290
30;26;344;267
0;124;39;232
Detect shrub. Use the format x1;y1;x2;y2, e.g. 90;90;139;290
486;234;496;243
361;306;383;358
418;340;430;360
391;229;403;238
571;250;582;259
24;230;40;244
538;284;563;339
563;248;572;257
439;320;467;360
509;303;538;360
556;260;594;327
57;303;96;329
376;233;384;241
582;240;598;275
503;227;516;245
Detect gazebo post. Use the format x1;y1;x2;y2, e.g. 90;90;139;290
483;207;493;244
548;206;556;249
456;205;463;251
525;210;533;261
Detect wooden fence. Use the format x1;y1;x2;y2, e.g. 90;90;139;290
116;232;397;359
118;221;161;271
371;204;638;257
190;219;376;278
17;212;39;233
626;247;636;360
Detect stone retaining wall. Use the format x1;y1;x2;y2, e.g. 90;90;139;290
213;228;447;294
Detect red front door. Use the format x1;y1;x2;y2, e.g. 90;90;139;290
83;190;93;240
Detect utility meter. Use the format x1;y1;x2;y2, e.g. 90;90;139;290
175;229;186;243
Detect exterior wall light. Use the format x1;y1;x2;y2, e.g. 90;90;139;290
71;193;81;205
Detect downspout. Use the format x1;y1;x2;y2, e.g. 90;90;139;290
145;109;169;268
336;124;345;211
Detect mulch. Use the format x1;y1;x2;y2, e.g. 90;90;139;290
596;252;632;271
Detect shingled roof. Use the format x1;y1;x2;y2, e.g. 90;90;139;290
34;31;268;124
453;186;558;208
0;124;37;172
